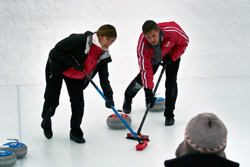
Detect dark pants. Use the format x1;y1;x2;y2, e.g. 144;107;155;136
124;58;180;118
41;61;84;138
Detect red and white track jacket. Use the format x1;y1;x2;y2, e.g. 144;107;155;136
137;21;189;89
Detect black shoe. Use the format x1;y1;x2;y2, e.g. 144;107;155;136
123;98;132;114
165;117;175;126
41;118;52;139
43;130;53;139
70;132;85;143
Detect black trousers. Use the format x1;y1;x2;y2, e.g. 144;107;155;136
124;58;180;118
41;61;84;138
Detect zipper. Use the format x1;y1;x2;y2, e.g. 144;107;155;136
70;54;80;65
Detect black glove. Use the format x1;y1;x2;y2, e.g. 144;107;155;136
144;88;155;108
72;62;84;72
163;54;173;67
105;97;114;108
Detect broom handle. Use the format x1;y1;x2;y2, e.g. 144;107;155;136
71;55;143;144
136;63;167;135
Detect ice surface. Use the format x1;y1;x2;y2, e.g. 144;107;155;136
0;0;249;166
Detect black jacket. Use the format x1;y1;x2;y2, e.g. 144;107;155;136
48;31;113;98
164;154;239;167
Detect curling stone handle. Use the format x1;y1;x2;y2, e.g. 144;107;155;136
7;138;19;145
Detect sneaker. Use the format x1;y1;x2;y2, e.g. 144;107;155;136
70;132;86;143
123;98;132;114
43;129;53;139
165;117;175;126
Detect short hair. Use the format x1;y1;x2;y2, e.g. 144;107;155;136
96;24;117;39
142;20;158;34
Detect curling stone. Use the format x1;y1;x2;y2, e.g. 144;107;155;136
0;150;17;167
2;139;27;159
149;97;165;111
107;113;132;129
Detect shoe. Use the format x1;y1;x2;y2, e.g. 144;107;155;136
165;117;175;126
70;132;85;143
123;98;132;114
43;130;53;139
41;118;53;139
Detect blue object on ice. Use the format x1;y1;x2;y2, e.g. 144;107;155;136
3;142;25;148
155;97;165;102
0;150;13;156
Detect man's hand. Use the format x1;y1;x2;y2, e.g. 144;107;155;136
163;54;173;67
144;88;155;108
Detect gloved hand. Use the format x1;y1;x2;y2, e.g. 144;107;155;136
105;97;114;108
72;62;84;71
163;54;173;67
144;88;155;108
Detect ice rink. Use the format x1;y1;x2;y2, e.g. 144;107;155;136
0;0;249;166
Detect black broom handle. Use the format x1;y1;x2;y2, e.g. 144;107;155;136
136;63;167;135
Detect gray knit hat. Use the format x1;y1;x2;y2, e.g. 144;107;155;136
175;113;227;158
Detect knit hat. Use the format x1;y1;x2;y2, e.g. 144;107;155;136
175;113;227;158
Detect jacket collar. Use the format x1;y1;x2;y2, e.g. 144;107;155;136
92;33;106;50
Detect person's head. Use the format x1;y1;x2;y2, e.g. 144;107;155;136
176;113;228;158
142;20;160;46
96;24;117;49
